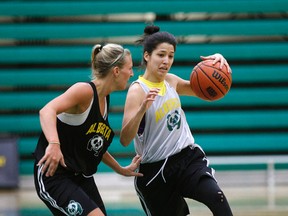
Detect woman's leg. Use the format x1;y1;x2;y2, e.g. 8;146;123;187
192;176;233;216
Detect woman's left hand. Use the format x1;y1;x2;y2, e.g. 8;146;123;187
121;154;143;177
201;53;232;74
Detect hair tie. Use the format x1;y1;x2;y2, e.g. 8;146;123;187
95;45;102;54
98;45;103;51
92;45;103;61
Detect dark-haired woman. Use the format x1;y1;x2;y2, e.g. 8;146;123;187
34;44;143;216
120;26;233;216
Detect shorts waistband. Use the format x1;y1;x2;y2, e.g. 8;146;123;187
140;145;193;171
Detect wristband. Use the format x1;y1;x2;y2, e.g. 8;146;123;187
49;141;60;145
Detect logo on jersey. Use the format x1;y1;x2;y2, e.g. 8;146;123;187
167;110;181;131
86;122;112;140
87;135;104;156
155;98;180;123
66;200;83;215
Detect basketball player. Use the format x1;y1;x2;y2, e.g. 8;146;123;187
120;25;233;216
34;44;142;216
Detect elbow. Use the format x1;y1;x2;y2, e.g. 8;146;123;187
120;133;130;147
39;107;46;120
120;138;129;147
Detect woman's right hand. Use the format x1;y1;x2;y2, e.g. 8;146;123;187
141;88;160;111
37;144;66;177
120;85;160;146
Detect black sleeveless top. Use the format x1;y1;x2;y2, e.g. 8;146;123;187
34;82;115;176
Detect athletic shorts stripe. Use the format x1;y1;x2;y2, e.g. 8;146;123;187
134;176;152;216
36;165;68;215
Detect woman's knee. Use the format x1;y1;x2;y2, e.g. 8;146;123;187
195;176;233;215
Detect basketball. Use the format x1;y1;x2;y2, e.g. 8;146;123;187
190;60;232;101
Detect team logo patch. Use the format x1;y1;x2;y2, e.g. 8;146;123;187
166;110;181;131
87;135;104;156
66;200;83;216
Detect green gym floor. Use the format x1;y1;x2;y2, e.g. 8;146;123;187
1;171;288;216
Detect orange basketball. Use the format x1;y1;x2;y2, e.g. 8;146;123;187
190;60;232;101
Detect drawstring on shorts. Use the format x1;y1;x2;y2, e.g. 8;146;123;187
146;157;168;186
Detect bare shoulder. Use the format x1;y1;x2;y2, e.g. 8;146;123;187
127;82;144;95
166;73;194;96
43;82;93;114
69;82;93;94
64;82;94;102
165;73;179;89
71;82;92;90
126;82;145;104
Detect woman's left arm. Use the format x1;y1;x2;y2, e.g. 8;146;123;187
168;53;231;96
102;152;143;177
201;53;232;73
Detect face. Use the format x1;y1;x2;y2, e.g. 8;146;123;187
145;42;175;81
115;54;134;90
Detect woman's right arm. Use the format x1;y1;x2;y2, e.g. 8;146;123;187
120;84;159;146
38;82;93;176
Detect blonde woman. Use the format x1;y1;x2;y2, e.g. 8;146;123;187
34;44;142;216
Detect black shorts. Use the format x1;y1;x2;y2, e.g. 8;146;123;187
34;163;106;216
135;146;217;216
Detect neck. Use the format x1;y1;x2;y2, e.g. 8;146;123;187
142;73;164;83
139;76;166;96
93;78;111;99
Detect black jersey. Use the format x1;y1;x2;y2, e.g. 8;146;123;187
34;82;115;176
